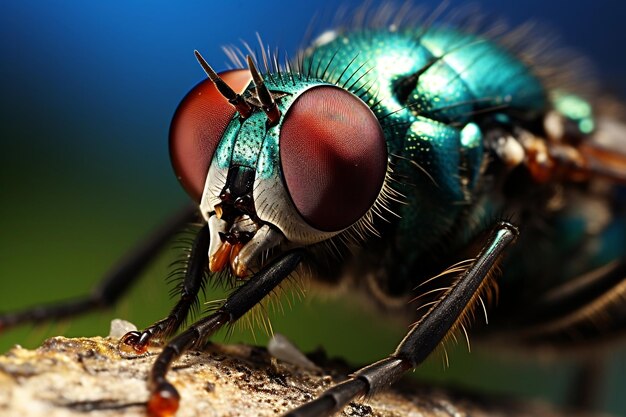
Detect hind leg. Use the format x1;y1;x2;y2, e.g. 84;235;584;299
284;222;518;417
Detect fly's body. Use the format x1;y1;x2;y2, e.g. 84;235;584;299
3;7;626;417
170;25;626;348
298;27;543;293
288;27;626;346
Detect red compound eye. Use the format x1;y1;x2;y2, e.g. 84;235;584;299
280;86;387;232
170;69;251;201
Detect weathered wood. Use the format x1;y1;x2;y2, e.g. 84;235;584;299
0;327;604;417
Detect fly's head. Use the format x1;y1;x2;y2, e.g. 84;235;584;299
169;53;389;278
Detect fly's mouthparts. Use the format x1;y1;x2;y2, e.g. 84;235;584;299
219;231;254;245
230;225;284;277
209;240;232;273
207;214;284;277
214;204;224;219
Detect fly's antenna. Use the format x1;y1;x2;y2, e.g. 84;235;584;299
194;50;253;118
246;55;281;126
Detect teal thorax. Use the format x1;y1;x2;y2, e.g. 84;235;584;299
212;27;550;278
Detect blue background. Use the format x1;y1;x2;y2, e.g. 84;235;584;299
1;1;625;415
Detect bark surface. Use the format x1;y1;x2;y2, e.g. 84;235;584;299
0;328;604;417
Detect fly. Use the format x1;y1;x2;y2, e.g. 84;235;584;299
1;4;626;417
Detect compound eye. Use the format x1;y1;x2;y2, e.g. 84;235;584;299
170;69;251;201
280;86;387;232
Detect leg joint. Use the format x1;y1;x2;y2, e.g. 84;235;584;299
352;357;410;394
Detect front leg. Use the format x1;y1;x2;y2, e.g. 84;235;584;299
284;221;518;417
120;223;211;354
146;249;305;417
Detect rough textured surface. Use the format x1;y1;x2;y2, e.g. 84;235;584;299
0;335;604;417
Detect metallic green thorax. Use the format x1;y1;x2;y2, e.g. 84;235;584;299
213;27;601;287
298;28;549;270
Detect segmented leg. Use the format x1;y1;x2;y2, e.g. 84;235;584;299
120;224;210;354
519;259;626;326
0;205;197;332
499;257;626;411
500;258;626;345
146;249;305;417
284;222;518;417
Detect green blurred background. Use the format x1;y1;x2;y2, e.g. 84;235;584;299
0;1;625;415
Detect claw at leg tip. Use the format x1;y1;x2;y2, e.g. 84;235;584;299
119;331;149;355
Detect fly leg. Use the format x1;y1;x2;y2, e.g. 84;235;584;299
498;258;626;411
283;221;519;417
146;249;304;417
506;258;626;341
119;223;210;354
0;205;197;332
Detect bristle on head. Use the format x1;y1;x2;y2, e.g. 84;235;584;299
194;49;253;118
246;55;281;125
